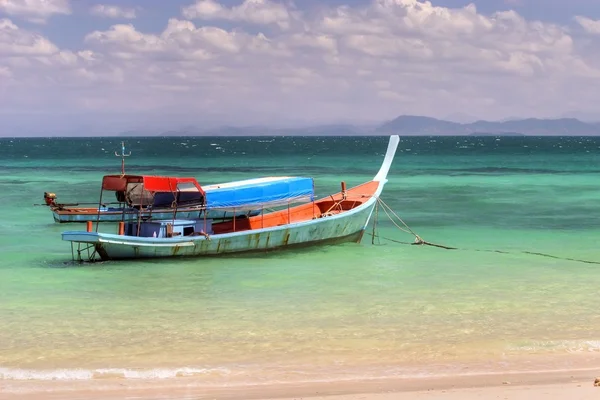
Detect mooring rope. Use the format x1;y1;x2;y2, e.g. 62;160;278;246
376;197;456;249
373;197;600;265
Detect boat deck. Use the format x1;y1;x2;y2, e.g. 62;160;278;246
212;181;378;234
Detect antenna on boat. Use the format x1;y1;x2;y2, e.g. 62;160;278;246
115;141;131;175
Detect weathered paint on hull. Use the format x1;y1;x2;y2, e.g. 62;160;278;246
62;197;376;260
53;208;259;223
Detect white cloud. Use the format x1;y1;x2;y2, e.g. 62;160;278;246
90;4;137;19
0;0;70;24
4;0;600;133
0;18;115;90
84;18;290;60
182;0;293;29
0;18;59;55
574;16;600;35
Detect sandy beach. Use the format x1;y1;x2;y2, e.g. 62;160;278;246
3;368;600;400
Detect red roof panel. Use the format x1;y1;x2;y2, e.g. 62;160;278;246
101;175;205;195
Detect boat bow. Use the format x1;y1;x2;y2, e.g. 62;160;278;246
373;135;400;197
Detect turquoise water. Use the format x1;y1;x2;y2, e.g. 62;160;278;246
1;136;600;387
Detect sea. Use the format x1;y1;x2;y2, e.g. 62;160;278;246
1;136;600;394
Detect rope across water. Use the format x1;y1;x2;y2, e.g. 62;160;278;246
372;197;600;265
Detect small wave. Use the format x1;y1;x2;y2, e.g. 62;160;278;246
0;367;230;381
508;340;600;353
448;167;564;174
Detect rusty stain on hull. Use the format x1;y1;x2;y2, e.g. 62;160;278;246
95;231;365;261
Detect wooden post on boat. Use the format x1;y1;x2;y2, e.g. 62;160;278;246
118;221;124;235
341;181;347;200
95;186;105;233
136;183;144;237
86;221;92;232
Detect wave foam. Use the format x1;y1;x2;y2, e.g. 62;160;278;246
0;367;230;381
508;339;600;353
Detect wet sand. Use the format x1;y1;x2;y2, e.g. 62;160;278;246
2;368;600;400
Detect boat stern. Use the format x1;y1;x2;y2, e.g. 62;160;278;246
62;231;102;243
62;231;105;262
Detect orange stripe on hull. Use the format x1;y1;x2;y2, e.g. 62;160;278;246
212;181;378;234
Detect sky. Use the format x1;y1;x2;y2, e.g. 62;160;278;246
2;0;600;135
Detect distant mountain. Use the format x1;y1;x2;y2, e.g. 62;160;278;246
376;115;600;136
443;112;478;124
560;111;600;123
113;115;600;137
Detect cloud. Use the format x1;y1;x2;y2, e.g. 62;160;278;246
182;0;293;29
90;4;137;19
0;18;118;92
0;0;70;24
4;0;600;132
0;18;59;55
574;16;600;35
84;18;287;59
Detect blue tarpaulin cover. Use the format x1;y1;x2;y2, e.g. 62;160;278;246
203;176;314;210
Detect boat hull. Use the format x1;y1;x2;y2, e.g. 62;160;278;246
52;207;259;223
62;198;376;260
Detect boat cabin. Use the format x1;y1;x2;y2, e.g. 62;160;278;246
101;175;206;210
97;174;318;237
108;176;205;208
125;219;213;238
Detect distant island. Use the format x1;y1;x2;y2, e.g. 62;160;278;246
109;115;600;137
6;114;599;137
374;115;600;136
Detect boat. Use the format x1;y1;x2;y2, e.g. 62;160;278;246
45;176;312;223
62;135;400;261
43;140;292;223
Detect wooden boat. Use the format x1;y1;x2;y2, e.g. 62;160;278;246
44;141;304;223
45;176;311;223
62;135;399;261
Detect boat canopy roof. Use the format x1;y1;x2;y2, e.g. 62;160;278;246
203;176;314;211
101;175;205;196
101;175;314;211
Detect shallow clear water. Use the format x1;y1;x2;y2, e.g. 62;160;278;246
1;136;600;385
